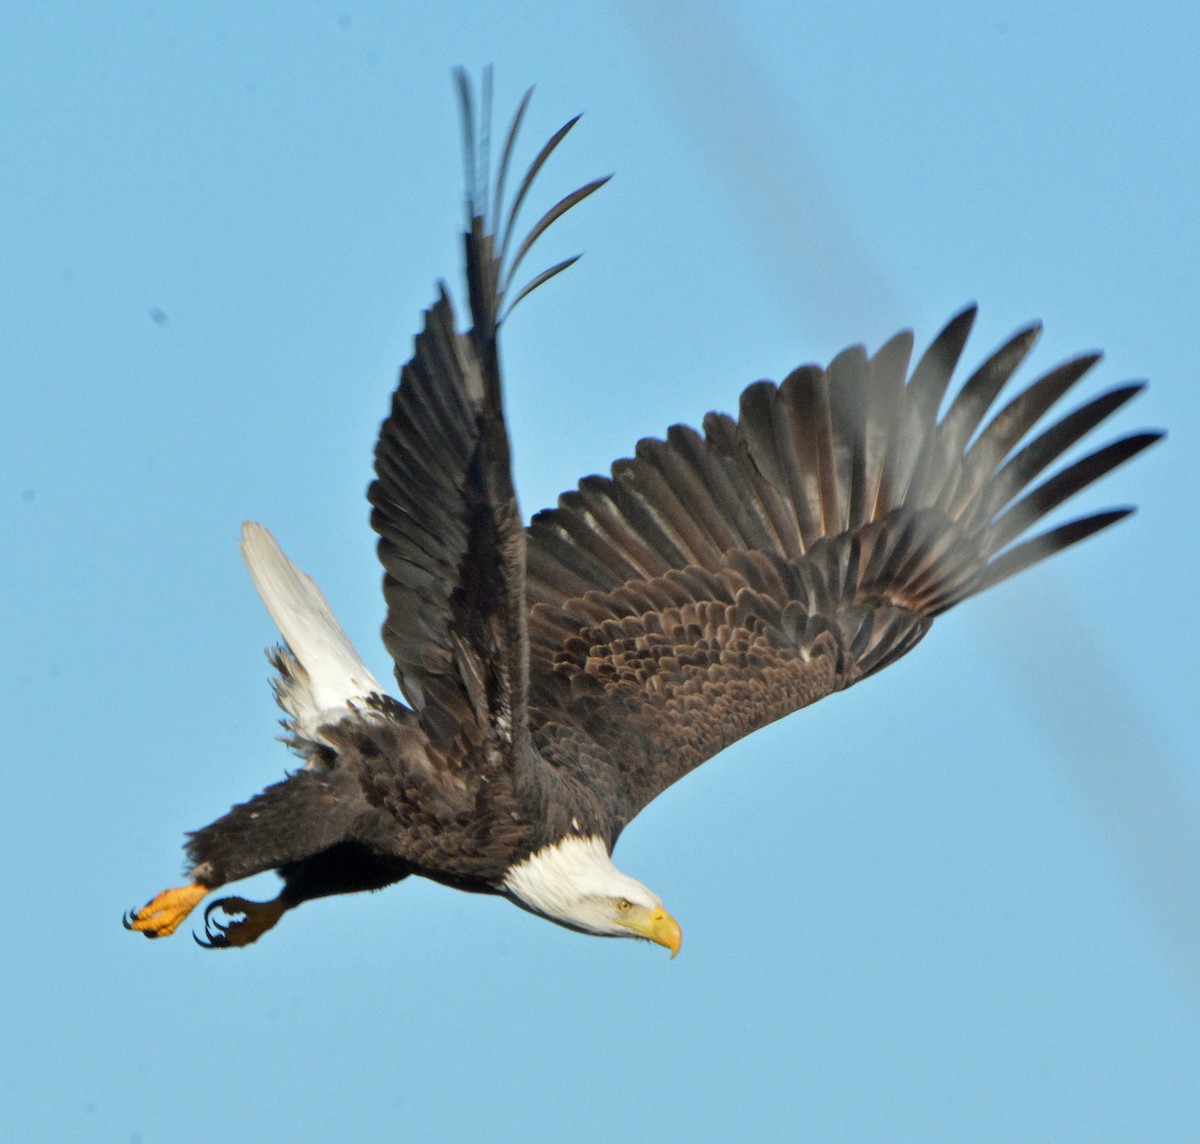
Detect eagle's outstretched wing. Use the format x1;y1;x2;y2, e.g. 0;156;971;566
368;71;606;758
525;307;1160;826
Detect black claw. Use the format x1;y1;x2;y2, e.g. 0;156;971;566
122;907;160;936
193;928;227;949
195;898;243;949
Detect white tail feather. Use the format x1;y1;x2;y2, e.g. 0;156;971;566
240;522;385;742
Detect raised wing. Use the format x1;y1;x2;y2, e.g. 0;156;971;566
368;71;607;757
525;307;1160;824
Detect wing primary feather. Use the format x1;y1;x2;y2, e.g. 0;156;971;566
862;330;913;523
504;254;583;316
974;509;1134;598
982;384;1148;522
491;84;535;239
906;323;1039;511
907;304;980;424
453;68;480;219
503;177;611;314
920;323;1040;504
497;115;582;282
988;432;1162;550
947;353;1102;522
942;324;1041;443
887;306;979;506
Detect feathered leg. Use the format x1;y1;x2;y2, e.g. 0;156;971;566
197;843;409;949
124;767;365;941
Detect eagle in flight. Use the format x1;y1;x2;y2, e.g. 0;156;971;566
125;73;1160;956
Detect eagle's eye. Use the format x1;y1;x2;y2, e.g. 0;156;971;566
614;897;634;914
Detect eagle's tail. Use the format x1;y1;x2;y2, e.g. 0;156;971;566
240;521;385;751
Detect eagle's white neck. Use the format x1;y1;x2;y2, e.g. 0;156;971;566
502;835;660;932
503;835;618;913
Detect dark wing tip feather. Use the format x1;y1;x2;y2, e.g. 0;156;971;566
990;430;1163;551
453;71;606;335
906;304;981;419
974;507;1136;600
505;255;583;315
498;112;584;263
502;174;612;317
492;84;536;236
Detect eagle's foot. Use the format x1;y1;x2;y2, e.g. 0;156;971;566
123;882;208;939
195;895;286;949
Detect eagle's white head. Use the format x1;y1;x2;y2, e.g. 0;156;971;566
503;835;682;956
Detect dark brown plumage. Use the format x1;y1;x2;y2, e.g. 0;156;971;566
124;73;1161;955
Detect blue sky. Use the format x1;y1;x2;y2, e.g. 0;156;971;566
4;3;1198;1141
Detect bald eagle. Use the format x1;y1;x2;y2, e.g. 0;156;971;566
125;73;1160;956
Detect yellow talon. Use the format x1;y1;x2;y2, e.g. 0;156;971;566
124;882;208;938
197;895;287;948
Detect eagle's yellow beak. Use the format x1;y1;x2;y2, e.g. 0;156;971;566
623;904;683;958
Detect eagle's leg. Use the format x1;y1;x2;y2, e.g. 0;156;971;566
196;843;411;950
197;894;288;948
124;769;364;942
